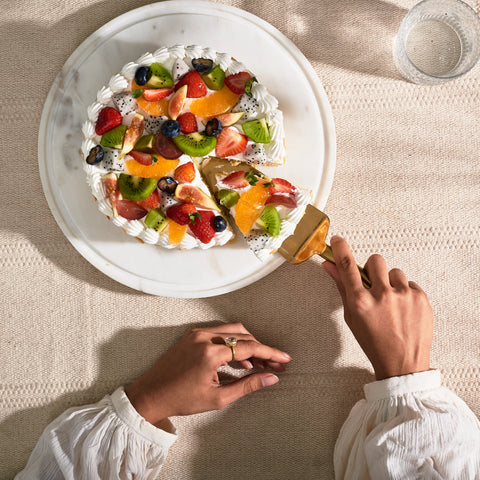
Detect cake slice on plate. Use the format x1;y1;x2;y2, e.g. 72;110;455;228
200;157;311;261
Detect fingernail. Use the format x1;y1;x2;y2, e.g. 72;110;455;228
282;352;292;361
244;360;253;369
330;235;342;243
262;374;279;387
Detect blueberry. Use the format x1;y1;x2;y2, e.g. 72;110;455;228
213;216;227;232
158;176;178;195
134;66;151;86
192;58;213;74
204;118;222;136
161;120;181;138
86;145;104;165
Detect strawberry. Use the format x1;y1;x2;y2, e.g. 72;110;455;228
177;112;198;134
136;188;161;210
224;72;251;94
268;178;296;195
221;171;249;188
189;210;216;244
215;128;248;157
166;203;198;225
95;107;122;135
174;71;207;98
265;193;297;209
174;162;196;183
116;199;148;220
128;150;155;166
142;88;174;101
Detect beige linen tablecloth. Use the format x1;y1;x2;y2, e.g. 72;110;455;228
1;0;480;478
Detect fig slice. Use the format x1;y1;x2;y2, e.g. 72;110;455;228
119;113;144;159
215;112;245;127
174;184;220;211
168;85;187;120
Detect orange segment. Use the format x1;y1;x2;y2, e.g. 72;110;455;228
189;86;240;119
168;221;187;246
125;157;179;179
235;183;270;234
136;96;169;117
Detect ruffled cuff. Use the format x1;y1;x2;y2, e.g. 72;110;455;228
111;387;177;448
364;369;441;402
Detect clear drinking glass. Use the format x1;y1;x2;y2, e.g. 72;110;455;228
394;0;480;84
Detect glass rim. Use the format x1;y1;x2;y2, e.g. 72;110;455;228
398;0;480;81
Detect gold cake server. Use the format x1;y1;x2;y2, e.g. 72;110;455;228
201;157;371;288
278;204;371;288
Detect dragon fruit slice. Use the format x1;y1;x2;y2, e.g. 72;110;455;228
143;114;166;134
232;94;260;121
172;59;190;82
96;147;125;172
112;92;137;116
242;143;268;165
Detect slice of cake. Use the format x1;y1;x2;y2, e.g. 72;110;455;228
81;45;285;250
200;157;311;261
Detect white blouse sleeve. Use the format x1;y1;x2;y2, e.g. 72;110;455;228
334;370;480;479
15;387;177;480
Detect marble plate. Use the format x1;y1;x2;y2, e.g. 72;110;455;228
38;0;336;298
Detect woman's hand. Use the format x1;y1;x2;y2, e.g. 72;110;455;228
322;236;433;380
125;323;291;425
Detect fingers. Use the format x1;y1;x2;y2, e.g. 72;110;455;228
330;236;364;292
215;339;292;366
364;254;390;289
219;372;279;407
389;268;409;290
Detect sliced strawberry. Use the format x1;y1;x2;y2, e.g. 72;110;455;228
189;210;216;244
224;72;251;94
215;128;248;158
265;193;298;209
136;188;161;210
221;170;249;188
128;150;155;166
95;107;122;135
116;199;148;220
143;88;174;101
174;162;196;183
177;112;198;134
268;178;297;195
174;70;207;98
166;203;198;225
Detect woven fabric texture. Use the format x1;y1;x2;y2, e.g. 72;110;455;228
1;0;480;478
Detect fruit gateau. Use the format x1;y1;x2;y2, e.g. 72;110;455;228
201;157;310;261
81;44;286;250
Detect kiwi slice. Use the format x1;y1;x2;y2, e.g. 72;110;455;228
133;134;156;153
257;205;281;237
100;124;127;149
117;174;158;201
218;189;240;209
144;208;168;232
241;118;271;144
202;65;225;90
146;62;174;88
173;132;216;157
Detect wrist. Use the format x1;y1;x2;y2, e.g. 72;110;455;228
125;381;169;425
374;363;431;381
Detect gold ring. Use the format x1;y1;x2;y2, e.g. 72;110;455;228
224;337;237;361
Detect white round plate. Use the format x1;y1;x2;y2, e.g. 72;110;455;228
38;0;336;298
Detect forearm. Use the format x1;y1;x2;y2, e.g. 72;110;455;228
15;387;177;480
334;370;480;480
